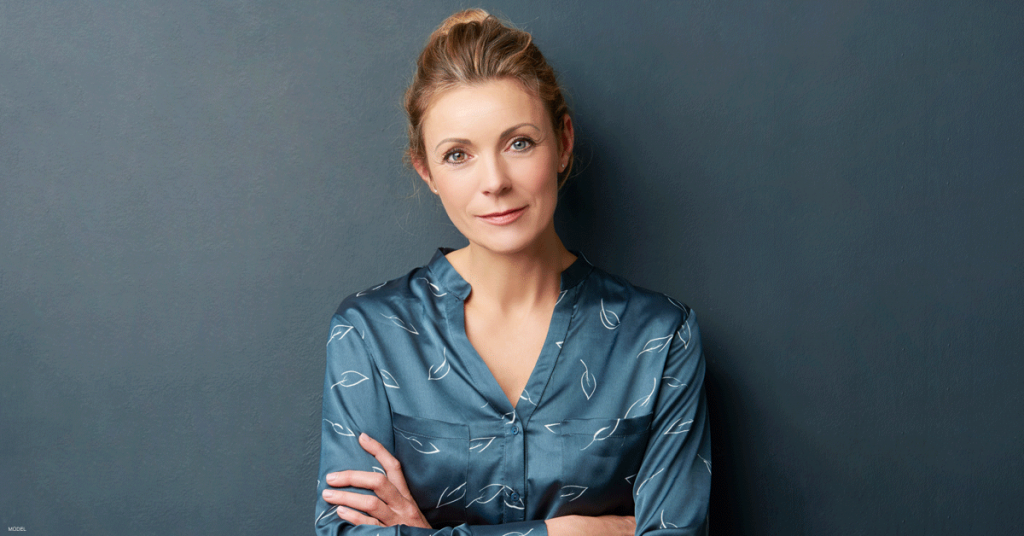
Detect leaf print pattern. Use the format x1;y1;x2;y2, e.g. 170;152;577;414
331;370;370;389
467;484;509;506
579;359;597;400
418;277;447;297
380;370;400;389
315;505;339;524
676;320;691;349
327;323;353;345
519;389;536;406
698;453;712;474
428;349;450;380
436;482;466;508
560;485;588;502
636;334;673;358
470;437;495;453
398;432;440;454
504;494;525;510
380;313;419;335
355;282;386;297
660;510;678;529
599;299;621;330
322;418;355;437
624;377;657;418
662;376;686;388
581;419;620;450
664;418;693;435
635;467;665;496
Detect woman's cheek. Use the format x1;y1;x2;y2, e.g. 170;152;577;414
513;157;557;195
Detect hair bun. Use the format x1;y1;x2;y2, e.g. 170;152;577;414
434;8;491;36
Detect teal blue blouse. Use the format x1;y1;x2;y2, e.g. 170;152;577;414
315;249;710;536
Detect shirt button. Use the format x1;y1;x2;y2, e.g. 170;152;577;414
509;491;521;502
510;425;520;435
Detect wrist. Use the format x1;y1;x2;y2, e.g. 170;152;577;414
544;515;572;536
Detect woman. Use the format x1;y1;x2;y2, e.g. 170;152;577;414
316;9;710;536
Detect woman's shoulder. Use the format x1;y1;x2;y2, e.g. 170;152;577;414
331;264;433;324
583;263;694;328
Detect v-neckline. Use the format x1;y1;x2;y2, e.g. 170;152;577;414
427;248;592;425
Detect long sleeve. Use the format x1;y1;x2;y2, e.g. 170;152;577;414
315;313;549;536
316;314;396;533
631;309;711;536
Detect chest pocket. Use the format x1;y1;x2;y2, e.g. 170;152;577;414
558;414;654;516
392;412;469;526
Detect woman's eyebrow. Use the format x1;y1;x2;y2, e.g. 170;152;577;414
499;122;541;139
434;137;471;151
433;123;541;152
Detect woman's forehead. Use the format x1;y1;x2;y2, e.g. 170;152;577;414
421;80;549;144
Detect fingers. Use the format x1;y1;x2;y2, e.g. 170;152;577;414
357;433;397;471
326;470;405;507
323;489;395;526
358;433;414;499
322;434;431;529
334;505;382;527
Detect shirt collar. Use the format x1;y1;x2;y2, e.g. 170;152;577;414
427;248;593;301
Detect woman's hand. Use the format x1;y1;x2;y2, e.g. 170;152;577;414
545;515;636;536
324;435;634;535
322;433;431;529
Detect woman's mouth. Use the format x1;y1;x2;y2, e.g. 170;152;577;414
477;206;527;225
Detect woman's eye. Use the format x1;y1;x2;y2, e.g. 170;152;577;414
443;150;467;164
510;138;534;151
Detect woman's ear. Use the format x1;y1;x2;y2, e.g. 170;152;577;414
559;114;575;167
412;157;437;193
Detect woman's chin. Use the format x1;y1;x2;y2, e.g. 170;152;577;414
465;232;547;258
469;240;535;257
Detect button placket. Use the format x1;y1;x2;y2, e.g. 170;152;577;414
502;421;527;521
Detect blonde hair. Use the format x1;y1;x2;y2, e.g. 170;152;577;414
404;9;574;187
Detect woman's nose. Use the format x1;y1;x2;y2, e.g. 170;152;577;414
479;156;512;196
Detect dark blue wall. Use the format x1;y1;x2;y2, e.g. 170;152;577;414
1;1;1021;534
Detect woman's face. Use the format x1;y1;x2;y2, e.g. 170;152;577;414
414;79;573;257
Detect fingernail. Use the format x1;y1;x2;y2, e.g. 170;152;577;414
326;473;337;483
359;433;368;441
322;490;335;499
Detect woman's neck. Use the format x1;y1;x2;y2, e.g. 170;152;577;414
447;233;575;313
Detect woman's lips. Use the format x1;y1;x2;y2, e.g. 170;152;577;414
477;206;527;225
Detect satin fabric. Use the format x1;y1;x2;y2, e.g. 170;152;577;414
315;249;710;536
